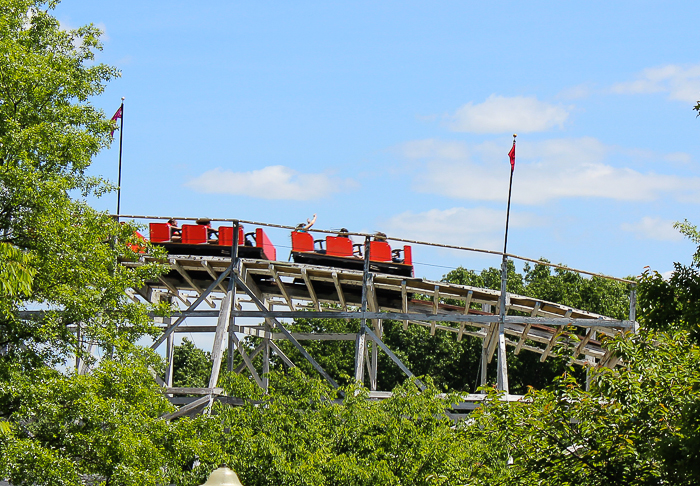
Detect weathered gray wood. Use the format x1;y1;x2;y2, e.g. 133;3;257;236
233;272;339;388
151;265;232;349
166;387;224;395
234;342;264;374
486;322;499;363
332;272;347;310
230;330;264;388
270;263;295;311
401;280;409;330
370;319;382;391
458;290;473;342
208;291;232;389
571;326;596;363
162;395;212;421
538;309;571;363
157;276;190;306
201;260;228;293
355;237;371;384
363;325;424;390
515;302;541;355
165;333;174;388
480;336;488;392
159;310;632;328
150;307;634;330
364;344;375;390
301;268;320;310
269;340;296;368
430;285;440;335
171;260;216;308
354;329;367;383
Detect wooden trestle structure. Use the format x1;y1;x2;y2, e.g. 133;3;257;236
119;222;637;419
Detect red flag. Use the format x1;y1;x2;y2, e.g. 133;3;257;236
110;105;122;137
508;141;515;172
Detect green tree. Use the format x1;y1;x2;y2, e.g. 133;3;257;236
0;1;173;482
204;370;496;486
0;0;167;367
637;219;700;342
172;337;212;388
463;222;700;485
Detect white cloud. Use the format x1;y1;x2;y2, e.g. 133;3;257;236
185;165;357;200
621;217;684;242
448;95;571;134
611;64;700;102
380;207;538;249
404;138;700;205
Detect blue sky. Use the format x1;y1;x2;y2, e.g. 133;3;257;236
57;1;700;282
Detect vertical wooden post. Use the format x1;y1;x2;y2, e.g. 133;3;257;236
262;299;270;392
370;319;382;390
354;236;371;384
227;221;240;372
480;303;490;393
163;295;174;388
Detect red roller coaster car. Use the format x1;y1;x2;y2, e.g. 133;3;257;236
145;221;413;277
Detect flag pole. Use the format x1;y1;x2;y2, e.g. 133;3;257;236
116;97;125;221
497;133;517;393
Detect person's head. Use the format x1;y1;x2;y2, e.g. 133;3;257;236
374;231;387;242
339;228;349;238
196;217;211;226
167;218;178;227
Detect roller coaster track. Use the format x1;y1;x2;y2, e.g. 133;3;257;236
121;246;635;418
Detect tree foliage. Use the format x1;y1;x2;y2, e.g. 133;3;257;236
0;0;167;367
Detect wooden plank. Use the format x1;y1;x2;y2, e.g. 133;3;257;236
301;268;320;311
165;387;224;395
269;340;296;368
208;291;232;388
458;290;473;342
201;261;228;293
171;260;215;308
401;280;409;330
431;285;440;335
538;308;573;363
515;302;541;355
157;276;190;306
230;330;264;388
365;344;375;390
161;309;632;329
151;266;232;350
364;325;424;390
571;326;596;361
354;329;367;383
233;272;339;388
270;264;295;311
234;342;264;374
162;395;212;421
332;272;347;311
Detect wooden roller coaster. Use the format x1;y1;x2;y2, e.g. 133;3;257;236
117;216;636;418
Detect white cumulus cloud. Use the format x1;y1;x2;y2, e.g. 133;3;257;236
380;207;538;249
621;217;684;242
185;165;357;200
611;64;700;102
448;95;571;134
402;137;700;205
